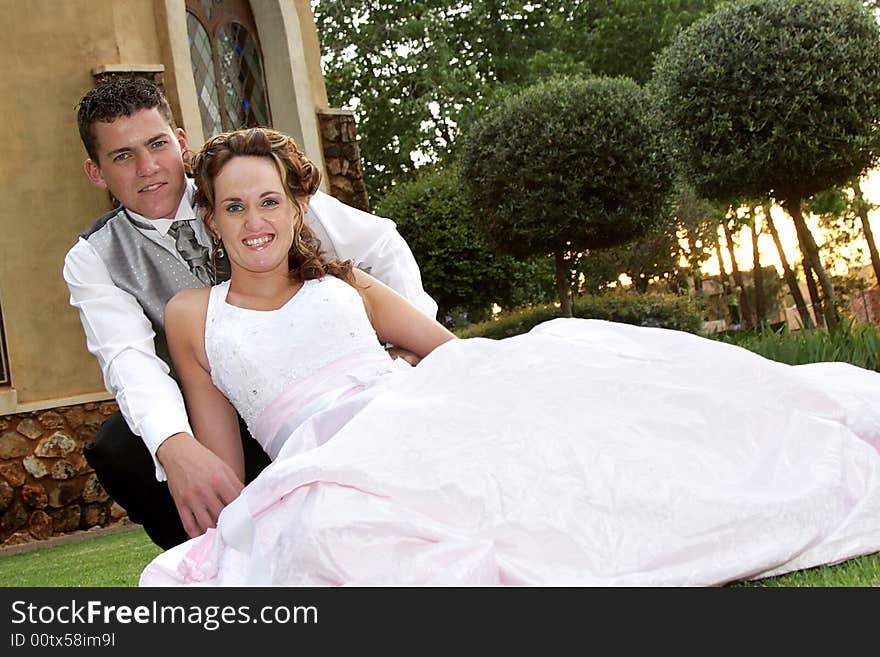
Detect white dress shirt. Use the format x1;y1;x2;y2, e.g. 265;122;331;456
305;191;438;318
63;180;437;481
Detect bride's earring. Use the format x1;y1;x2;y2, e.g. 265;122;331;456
212;235;225;260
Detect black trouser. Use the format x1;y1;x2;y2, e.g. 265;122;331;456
84;411;271;550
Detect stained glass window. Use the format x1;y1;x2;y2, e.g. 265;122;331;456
187;12;223;137
218;22;270;129
184;0;271;136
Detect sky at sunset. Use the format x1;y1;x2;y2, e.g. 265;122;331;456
699;169;880;279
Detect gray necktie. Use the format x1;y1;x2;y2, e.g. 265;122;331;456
168;220;211;285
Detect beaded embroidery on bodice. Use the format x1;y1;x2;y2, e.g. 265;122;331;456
205;276;391;438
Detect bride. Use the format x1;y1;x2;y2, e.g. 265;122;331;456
141;127;880;586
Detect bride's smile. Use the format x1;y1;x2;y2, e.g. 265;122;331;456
243;234;275;249
208;155;296;276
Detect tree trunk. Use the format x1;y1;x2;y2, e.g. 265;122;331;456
722;220;755;328
854;186;880;286
749;211;766;326
790;208;824;328
554;250;572;318
683;226;704;304
692;268;703;303
802;256;825;329
764;209;813;328
785;198;838;329
715;239;738;325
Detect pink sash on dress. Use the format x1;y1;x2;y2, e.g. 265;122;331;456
173;350;407;583
252;349;401;460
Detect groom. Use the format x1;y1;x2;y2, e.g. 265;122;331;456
63;77;438;549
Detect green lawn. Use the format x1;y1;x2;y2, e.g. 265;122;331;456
0;528;878;586
0;529;162;587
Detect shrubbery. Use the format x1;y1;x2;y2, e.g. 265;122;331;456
456;291;703;339
375;167;555;327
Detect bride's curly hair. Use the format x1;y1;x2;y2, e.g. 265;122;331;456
192;127;356;286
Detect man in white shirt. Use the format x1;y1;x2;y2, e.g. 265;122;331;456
64;78;437;549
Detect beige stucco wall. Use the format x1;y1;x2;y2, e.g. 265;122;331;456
1;0;327;413
0;0;159;410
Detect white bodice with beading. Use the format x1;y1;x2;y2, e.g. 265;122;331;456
205;277;394;455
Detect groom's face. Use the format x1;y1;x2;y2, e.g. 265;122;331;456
83;108;189;219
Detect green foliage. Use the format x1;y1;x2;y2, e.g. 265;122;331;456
459;76;673;260
374;167;555;326
802;178;880;283
807;185;869;274
673;185;723;273
717;319;880;371
313;0;560;199
562;0;729;84
806;187;851;218
829;273;876;325
576;184;725;294
651;0;880;203
313;1;726;199
456;290;703;339
576;218;682;293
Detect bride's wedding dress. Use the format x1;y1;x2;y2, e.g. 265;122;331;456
141;276;880;586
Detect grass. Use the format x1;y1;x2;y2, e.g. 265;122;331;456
0;528;162;587
0;527;877;586
716;318;880;372
736;553;880;587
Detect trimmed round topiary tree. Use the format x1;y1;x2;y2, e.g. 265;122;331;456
652;0;880;328
459;76;673;316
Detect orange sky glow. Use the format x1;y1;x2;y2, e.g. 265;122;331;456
696;169;880;279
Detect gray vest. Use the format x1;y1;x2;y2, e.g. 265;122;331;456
81;207;230;369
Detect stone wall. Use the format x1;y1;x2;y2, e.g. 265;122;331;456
317;109;370;212
0;402;124;547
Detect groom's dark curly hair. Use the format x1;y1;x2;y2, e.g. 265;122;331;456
192;127;357;287
76;77;176;162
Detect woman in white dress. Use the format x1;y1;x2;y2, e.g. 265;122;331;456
141;127;880;586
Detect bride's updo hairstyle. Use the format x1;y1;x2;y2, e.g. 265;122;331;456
192;127;356;285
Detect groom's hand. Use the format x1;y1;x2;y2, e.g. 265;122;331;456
158;432;244;538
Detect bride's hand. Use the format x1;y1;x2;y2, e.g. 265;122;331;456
386;345;422;366
158;432;244;538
